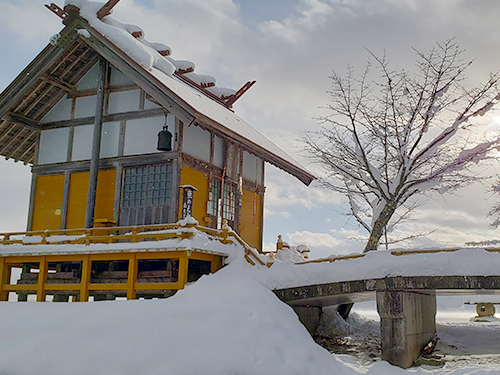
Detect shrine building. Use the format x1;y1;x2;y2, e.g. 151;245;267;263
0;0;313;302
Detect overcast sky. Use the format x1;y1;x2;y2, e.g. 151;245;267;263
1;0;500;258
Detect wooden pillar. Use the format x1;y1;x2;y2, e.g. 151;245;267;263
178;251;189;288
61;170;71;229
0;258;5;301
79;255;91;302
85;58;108;228
126;254;137;300
26;171;38;231
210;256;218;273
36;257;47;302
113;163;123;224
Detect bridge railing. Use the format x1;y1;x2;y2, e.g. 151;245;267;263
296;247;500;265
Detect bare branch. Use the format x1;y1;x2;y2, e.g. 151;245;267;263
303;40;500;252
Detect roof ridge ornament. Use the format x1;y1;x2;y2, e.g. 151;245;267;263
45;3;67;20
45;1;257;108
96;0;121;19
45;1;121;21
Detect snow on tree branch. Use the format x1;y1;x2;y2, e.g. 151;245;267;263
303;39;500;252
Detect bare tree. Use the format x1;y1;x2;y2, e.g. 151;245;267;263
488;180;500;229
304;40;500;252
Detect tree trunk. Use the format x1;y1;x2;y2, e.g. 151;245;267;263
364;201;398;252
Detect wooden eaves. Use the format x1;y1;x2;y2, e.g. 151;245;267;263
73;18;314;185
0;20;97;163
0;9;314;185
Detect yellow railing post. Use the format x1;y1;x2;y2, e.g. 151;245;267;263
178;251;189;288
36;257;47;302
126;253;137;300
0;258;5;301
131;227;139;243
210;258;218;273
79;255;91;302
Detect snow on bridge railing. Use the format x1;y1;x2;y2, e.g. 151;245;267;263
296;247;500;265
465;239;500;247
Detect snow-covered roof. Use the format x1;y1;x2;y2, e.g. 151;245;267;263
59;0;314;185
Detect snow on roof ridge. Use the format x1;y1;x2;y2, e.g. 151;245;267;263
64;0;314;182
65;0;238;103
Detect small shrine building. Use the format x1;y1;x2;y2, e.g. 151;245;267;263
0;0;313;301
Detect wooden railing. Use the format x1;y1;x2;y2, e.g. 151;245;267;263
1;222;215;246
0;220;272;267
0;220;274;302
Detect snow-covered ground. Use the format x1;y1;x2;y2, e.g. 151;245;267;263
0;252;499;375
344;305;500;373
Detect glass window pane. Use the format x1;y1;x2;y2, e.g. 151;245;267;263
120;164;173;226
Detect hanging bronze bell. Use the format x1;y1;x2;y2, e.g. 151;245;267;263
157;126;172;151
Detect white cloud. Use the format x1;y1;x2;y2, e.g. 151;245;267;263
264;207;275;217
286;229;363;258
265;165;343;209
259;0;333;44
331;227;365;238
2;0;500;256
0;1;60;44
287;230;341;248
264;207;293;219
279;211;292;219
262;241;278;253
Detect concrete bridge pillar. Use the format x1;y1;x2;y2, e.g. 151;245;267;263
376;290;436;368
292;306;322;334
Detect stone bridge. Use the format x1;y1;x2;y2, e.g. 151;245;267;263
268;249;500;368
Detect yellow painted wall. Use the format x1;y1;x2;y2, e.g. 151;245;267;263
178;166;262;250
31;174;65;230
239;188;263;251
66;170;116;229
179;166;209;224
